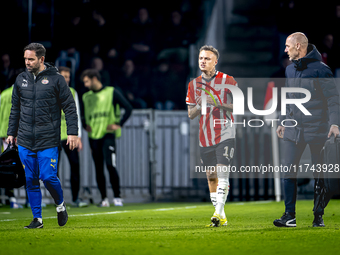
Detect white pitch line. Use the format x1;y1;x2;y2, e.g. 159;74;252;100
233;201;273;206
0;202;274;222
0;206;200;222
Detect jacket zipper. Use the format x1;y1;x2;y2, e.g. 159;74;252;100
289;93;299;144
32;68;48;149
32;76;37;149
294;71;304;144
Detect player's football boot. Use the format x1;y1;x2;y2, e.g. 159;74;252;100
113;198;123;206
57;202;68;227
72;199;88;208
206;212;218;227
273;212;296;227
312;214;325;227
99;198;110;207
24;218;43;229
220;216;228;226
206;212;228;227
211;213;222;227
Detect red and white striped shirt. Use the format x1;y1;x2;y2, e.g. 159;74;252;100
186;71;238;147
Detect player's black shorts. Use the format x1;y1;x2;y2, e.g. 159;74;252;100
200;138;235;167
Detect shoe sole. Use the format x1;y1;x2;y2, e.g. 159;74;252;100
312;224;325;227
24;224;43;229
273;221;296;227
211;217;221;227
205;222;228;227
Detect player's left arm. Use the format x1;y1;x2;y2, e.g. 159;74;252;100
204;94;233;110
215;76;236;112
214;92;233;111
216;102;233;111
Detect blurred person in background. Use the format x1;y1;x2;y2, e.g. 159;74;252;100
157;10;193;64
150;59;182;110
104;48;121;84
125;7;155;67
116;59;148;108
91;57;111;87
0;84;23;209
58;66;87;208
81;69;132;207
0;53;16;92
318;33;339;73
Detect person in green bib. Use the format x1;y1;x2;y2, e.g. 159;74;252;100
0;85;23;209
58;67;87;207
81;69;132;207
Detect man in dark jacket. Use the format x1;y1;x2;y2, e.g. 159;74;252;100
6;43;79;229
274;33;340;228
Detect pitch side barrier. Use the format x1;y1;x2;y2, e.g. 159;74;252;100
10;109;283;204
56;110;193;203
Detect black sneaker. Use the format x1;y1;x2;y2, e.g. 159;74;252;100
56;202;68;227
312;214;325;227
24;218;43;229
273;212;296;227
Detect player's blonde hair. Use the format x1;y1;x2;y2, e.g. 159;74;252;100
199;45;219;59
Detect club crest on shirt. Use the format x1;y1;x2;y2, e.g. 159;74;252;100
22;79;28;87
42;78;49;84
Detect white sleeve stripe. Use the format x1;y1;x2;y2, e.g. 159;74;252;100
74;92;82;138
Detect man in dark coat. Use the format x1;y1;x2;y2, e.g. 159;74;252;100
7;43;79;229
274;33;340;228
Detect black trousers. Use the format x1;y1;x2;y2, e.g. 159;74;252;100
58;140;80;202
89;133;120;199
282;139;325;215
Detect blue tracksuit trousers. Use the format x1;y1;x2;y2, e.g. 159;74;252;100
18;145;64;219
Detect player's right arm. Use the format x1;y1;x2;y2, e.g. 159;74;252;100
188;104;201;120
186;80;201;120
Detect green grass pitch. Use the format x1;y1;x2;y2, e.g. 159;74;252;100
0;200;339;255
